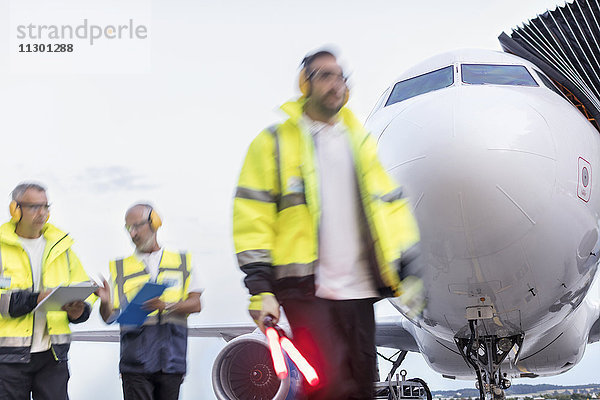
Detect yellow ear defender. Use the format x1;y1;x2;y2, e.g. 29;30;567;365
9;200;50;224
9;200;21;223
148;207;162;231
298;67;311;98
298;66;349;106
343;83;350;106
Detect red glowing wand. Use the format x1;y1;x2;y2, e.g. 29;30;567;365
264;317;320;386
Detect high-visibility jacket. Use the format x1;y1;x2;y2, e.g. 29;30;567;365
233;98;420;300
0;222;91;363
109;250;192;374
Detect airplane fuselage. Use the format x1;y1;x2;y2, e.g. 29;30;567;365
366;49;600;379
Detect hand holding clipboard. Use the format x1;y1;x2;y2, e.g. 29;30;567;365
34;282;97;313
116;282;166;326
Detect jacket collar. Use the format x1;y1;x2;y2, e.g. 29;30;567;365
279;97;365;135
0;221;72;251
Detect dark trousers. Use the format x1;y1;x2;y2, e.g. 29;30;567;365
282;296;377;400
121;372;184;400
0;350;69;400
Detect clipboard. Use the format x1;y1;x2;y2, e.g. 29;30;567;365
116;282;166;326
34;282;97;312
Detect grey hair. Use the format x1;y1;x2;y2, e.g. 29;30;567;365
11;182;46;202
126;203;154;218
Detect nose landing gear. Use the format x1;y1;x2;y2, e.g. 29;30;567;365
455;320;523;400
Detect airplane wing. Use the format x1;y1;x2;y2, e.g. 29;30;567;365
71;323;256;343
375;317;419;352
188;324;255;341
72;319;419;350
71;330;120;342
586;278;600;344
590;317;600;344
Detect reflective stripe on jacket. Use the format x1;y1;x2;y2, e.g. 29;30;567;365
109;250;191;374
0;222;90;363
233;98;420;300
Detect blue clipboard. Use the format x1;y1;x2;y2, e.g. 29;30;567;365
116;282;166;326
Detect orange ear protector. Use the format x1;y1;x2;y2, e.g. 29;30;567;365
9;201;21;223
147;207;162;231
298;66;349;106
298;67;312;98
9;200;50;224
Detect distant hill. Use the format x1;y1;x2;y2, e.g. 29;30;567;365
432;383;600;398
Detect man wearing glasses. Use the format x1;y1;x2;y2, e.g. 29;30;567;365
0;182;92;399
96;203;202;400
233;50;422;399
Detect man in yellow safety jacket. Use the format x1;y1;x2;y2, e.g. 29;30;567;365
96;203;202;400
233;49;423;400
0;182;92;400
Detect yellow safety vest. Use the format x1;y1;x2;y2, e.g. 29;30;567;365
0;222;90;362
109;250;192;374
109;250;191;325
233;98;420;299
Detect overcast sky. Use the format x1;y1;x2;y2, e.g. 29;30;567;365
1;0;599;399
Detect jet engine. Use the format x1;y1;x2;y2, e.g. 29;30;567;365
212;332;303;400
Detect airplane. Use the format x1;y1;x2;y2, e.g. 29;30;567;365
365;47;600;400
73;2;600;400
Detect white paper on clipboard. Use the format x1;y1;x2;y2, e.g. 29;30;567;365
34;282;97;312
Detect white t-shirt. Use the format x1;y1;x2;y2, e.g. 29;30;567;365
302;115;379;300
20;236;51;353
134;248;203;294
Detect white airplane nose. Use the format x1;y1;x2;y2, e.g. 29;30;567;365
376;87;557;258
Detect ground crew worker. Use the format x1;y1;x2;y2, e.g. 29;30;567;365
96;203;202;400
233;49;424;400
0;182;92;400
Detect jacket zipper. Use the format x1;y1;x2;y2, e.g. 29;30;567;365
23;248;35;359
32;233;68;359
44;234;68;264
351;136;387;293
43;234;70;361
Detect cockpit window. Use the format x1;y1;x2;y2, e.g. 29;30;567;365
461;64;538;86
385;65;454;107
